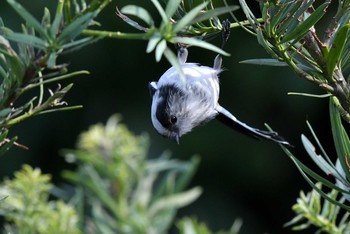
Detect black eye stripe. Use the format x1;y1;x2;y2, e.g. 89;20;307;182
156;84;183;129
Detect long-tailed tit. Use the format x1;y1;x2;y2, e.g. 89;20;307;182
148;20;291;146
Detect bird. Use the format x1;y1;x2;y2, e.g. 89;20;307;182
148;20;291;146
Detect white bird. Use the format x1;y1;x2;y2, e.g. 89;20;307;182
149;20;291;146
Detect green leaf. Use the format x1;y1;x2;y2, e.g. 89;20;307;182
146;32;162;53
3;30;48;49
116;7;149;32
274;1;310;36
7;0;49;40
47;52;57;68
163;47;185;82
51;14;63;38
280;2;329;44
330;97;350;181
41;8;51;28
0;136;17;156
173;2;208;33
155;39;166;62
301;134;340;177
150;0;168;24
61;36;100;51
190;5;239;26
149;187;202;217
269;2;298;31
57;12;97;44
326;24;350;77
50;0;64;37
280;145;350;212
165;0;181;18
172;36;229;56
121;5;154;27
240;58;287;66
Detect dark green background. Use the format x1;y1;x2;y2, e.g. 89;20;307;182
0;1;334;233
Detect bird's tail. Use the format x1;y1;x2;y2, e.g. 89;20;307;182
215;106;292;147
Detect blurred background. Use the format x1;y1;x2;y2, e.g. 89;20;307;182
0;0;334;233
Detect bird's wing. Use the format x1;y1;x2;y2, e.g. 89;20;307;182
215;105;292;146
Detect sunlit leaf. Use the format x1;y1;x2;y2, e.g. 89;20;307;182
155;39;166;62
301;134;339;177
172;36;229;56
173;2;208;33
190;5;239;26
150;0;168;25
146;32;162;53
163;47;185;82
280;145;350;212
149;187;202;217
165;0;181;18
121;5;154;27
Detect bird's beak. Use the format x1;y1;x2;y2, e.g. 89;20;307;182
171;133;180;144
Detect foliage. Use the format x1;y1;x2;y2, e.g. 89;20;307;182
0;165;81;234
0;116;239;233
62;115;235;233
285;183;350;233
84;0;240;80
236;0;350;232
238;0;350;121
177;217;241;234
0;0;114;155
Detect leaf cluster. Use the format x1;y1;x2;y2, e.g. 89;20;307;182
111;0;238;79
0;115;240;233
0;165;81;234
62;115;204;233
286;183;350;233
239;0;350;121
0;0;111;155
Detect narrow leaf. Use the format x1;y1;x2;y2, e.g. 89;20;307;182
280;2;329;44
121;5;154;27
163;47;185;82
330;97;350;181
270;1;301;32
0;136;17;156
150;0;168;24
4;30;48;49
165;0;181;18
190;5;239;26
172;36;229;56
7;0;49;40
275;1;311;36
240;58;287;66
51;0;64;37
149;187;202;217
173;2;208;33
58;12;97;43
301;134;339;177
155;39;166;62
326;24;350;77
280;145;350;212
51;14;63;37
146;32;161;53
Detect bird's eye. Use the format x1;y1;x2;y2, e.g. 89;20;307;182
170;115;177;124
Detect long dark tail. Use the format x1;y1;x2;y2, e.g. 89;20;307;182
215;106;292;146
